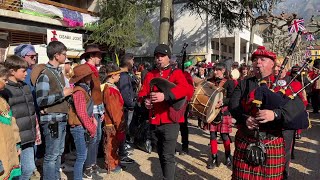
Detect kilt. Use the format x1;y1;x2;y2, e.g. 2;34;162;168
232;129;285;180
209;115;232;133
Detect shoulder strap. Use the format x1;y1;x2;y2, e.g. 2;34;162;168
30;64;46;86
218;78;227;88
73;86;90;101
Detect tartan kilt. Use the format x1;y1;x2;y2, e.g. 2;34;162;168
232;130;285;180
209;115;232;133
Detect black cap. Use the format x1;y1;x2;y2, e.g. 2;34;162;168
154;44;171;58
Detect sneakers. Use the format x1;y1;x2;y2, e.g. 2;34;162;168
92;164;108;175
110;166;122;174
120;156;135;164
83;167;103;180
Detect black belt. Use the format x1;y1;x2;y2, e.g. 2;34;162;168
242;128;280;140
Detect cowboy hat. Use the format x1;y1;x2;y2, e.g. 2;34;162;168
69;64;93;84
80;45;106;60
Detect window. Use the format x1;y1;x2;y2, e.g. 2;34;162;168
216;42;219;50
229;46;233;53
211;41;215;50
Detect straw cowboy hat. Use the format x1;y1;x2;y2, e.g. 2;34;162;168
69;64;93;84
80;45;106;60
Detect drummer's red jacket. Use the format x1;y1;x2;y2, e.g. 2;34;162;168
138;67;193;125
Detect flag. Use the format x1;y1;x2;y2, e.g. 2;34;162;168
288;19;305;33
306;33;315;41
307;45;314;49
304;50;311;58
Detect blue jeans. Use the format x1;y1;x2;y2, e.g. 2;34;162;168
70;126;88;180
42;121;67;180
85;114;101;167
20;143;36;180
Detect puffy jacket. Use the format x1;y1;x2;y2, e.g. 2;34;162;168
0;80;36;145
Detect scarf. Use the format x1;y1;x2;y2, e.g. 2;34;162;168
86;62;99;77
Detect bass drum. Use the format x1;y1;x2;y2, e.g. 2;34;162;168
190;80;224;123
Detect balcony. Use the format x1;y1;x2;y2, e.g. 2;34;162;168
0;0;99;28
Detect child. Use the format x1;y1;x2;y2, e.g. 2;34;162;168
0;63;22;180
1;55;37;179
68;64;99;180
102;64;125;173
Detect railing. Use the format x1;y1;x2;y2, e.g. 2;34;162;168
0;0;22;12
0;0;97;16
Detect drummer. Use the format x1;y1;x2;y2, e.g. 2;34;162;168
205;63;235;169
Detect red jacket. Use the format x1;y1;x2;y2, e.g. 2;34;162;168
183;71;194;101
138;68;192;125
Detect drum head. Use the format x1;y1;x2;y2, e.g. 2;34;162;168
205;89;224;123
231;69;240;80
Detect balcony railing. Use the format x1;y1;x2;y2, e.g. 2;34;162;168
0;0;22;12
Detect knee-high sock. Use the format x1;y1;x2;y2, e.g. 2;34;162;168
223;139;231;153
210;140;218;154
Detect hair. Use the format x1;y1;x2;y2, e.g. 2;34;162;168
239;64;249;71
47;41;67;60
214;63;226;70
0;63;8;78
99;65;107;83
4;55;28;71
314;59;320;69
105;63;121;78
120;53;134;68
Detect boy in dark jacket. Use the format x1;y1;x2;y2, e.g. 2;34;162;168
1;55;36;180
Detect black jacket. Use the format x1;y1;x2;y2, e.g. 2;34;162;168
117;72;136;109
228;76;308;130
0;80;36;145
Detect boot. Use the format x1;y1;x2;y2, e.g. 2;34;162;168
225;153;232;167
207;154;219;169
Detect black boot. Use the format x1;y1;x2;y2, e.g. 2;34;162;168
207;154;219;169
225;153;232;167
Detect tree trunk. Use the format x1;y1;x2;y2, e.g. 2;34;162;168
159;0;172;46
248;18;255;65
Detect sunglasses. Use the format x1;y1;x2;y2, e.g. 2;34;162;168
25;54;38;59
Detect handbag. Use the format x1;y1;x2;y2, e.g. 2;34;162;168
245;129;267;166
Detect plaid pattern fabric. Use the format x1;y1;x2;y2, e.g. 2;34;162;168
35;115;42;145
232;130;285;180
35;63;67;123
209;114;232;133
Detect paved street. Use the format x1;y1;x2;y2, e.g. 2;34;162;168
32;112;319;180
101;112;320;180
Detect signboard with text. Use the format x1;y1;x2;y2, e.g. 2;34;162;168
47;29;83;50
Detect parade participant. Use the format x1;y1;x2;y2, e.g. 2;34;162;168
239;64;250;80
273;58;307;180
138;44;192;180
117;53;136;164
206;63;235;169
33;41;72;180
310;59;320;113
102;64;126;174
229;46;305;180
0;56;36;180
0;64;21;180
80;44;108;176
68;64;100;180
179;60;194;155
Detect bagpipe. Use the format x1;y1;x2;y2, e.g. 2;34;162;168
149;77;187;122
